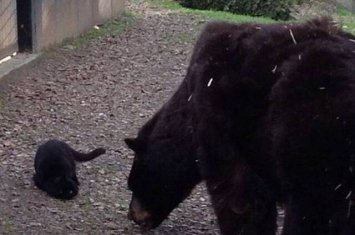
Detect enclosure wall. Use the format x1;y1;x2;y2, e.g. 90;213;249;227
32;0;125;52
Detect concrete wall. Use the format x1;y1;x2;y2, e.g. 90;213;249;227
0;0;18;59
336;0;355;12
32;0;125;52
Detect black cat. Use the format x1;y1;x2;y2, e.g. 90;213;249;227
33;139;106;200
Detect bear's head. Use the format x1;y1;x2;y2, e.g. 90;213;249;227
124;132;201;230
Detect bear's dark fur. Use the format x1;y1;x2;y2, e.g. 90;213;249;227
125;17;355;235
125;81;202;229
33;139;106;200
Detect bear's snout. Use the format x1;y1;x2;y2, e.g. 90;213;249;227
128;196;153;230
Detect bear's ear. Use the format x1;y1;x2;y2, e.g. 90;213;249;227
124;138;146;153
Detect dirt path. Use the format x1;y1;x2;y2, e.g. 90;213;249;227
1;0;346;234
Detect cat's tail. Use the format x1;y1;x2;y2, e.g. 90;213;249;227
71;147;106;162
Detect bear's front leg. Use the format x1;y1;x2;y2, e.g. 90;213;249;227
198;147;277;235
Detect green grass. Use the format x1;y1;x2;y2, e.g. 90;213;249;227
338;7;354;17
342;22;355;34
165;32;195;45
150;0;355;34
336;7;355;34
150;0;275;23
65;11;136;49
0;91;7;114
1;221;18;234
80;197;94;212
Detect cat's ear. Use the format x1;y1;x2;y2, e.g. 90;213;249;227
124;138;146;153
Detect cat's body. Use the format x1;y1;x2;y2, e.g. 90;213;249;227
33;139;106;200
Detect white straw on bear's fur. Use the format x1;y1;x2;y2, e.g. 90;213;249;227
188;94;193;102
346;191;352;199
272;65;277;74
289;29;297;45
335;184;342;191
348;201;353;218
207;78;213;87
350;39;355;43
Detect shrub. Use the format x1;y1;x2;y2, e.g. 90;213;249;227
175;0;292;20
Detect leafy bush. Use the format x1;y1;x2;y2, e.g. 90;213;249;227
175;0;292;20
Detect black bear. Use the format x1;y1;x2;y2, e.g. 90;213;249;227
33;139;106;200
125;17;355;235
124;82;201;229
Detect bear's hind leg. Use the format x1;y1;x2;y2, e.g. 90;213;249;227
282;193;330;235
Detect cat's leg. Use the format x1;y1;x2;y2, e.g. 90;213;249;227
72;175;80;185
33;173;44;189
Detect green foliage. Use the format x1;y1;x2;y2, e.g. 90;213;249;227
338;7;354;17
150;1;274;23
175;0;292;20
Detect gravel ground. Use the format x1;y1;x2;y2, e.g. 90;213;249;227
0;0;344;234
0;2;219;235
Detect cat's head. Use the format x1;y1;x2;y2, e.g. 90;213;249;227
50;176;78;200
